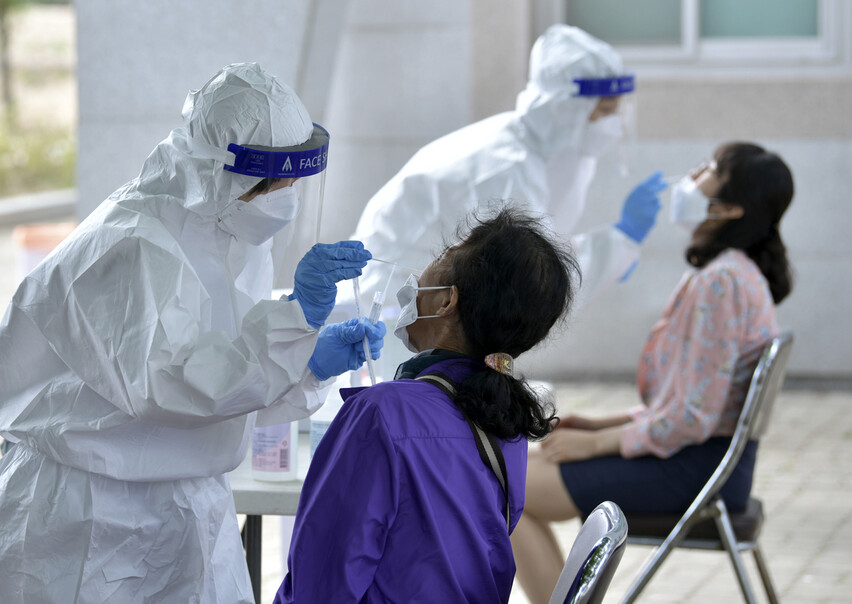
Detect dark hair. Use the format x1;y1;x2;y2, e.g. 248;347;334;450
436;206;580;441
685;142;794;304
244;177;282;198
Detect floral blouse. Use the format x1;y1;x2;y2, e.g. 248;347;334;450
620;249;779;459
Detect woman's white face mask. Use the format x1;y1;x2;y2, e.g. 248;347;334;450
218;184;300;245
669;176;721;232
393;274;452;353
580;114;622;159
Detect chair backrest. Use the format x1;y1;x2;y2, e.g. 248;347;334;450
745;330;794;441
548;501;628;604
689;330;795;506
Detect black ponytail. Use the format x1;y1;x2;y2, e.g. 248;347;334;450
454;370;557;440
438;206;580;440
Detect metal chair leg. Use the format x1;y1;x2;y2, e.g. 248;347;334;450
752;544;780;604
713;500;758;604
621;521;693;603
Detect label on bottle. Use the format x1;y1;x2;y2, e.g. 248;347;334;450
310;419;333;459
253;424;292;472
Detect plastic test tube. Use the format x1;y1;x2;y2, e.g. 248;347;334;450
352;277;377;385
351;259;400;386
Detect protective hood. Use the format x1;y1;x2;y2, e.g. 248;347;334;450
514;24;625;156
132;62;314;220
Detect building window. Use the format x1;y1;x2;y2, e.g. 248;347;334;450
700;0;817;38
560;0;846;71
564;0;682;46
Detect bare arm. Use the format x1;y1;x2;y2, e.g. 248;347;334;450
558;412;633;431
540;425;624;464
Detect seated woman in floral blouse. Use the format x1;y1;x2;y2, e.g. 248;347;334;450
511;141;795;604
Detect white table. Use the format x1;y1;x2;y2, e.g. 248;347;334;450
229;438;311;602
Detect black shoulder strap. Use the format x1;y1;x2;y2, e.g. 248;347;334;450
415;372;511;531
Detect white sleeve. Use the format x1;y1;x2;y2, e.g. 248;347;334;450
254;369;335;427
570;225;641;310
349;171;443;295
37;236;322;428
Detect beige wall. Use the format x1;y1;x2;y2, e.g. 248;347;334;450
470;0;532;121
636;79;852;139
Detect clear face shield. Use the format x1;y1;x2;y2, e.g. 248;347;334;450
573;75;636;176
350;258;423;315
329;257;423;386
223;124;330;289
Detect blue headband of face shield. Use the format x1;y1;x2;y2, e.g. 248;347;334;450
573;75;635;97
223;123;329;178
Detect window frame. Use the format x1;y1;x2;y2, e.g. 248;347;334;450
550;0;852;75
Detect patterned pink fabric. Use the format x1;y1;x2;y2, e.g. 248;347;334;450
620;249;779;459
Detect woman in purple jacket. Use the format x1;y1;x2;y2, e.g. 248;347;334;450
274;208;580;603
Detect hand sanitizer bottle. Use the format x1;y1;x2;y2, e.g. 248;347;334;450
309;374;347;459
251;421;298;482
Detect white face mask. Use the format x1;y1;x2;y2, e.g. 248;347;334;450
669;176;713;232
393;274;452;353
580;114;622;158
218;184;300;245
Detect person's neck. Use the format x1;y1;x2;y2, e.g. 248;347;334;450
422;327;468;356
394;348;470;380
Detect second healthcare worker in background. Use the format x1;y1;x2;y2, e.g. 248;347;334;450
348;24;666;311
0;63;383;603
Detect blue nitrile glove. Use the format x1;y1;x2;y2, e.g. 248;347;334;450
615;171;667;244
308;318;387;382
289;241;372;329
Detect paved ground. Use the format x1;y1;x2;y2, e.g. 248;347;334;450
0;219;848;603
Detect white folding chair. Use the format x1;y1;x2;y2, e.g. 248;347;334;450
549;500;628;604
621;330;794;604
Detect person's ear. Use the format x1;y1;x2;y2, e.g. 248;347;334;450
437;285;459;317
713;203;745;220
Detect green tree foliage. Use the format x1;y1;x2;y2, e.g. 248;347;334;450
0;1;75;196
0;0;29;126
0;125;74;195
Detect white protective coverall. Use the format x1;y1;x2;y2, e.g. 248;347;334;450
0;63;326;602
350;25;639;307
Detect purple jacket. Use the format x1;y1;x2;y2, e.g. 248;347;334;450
274;358;527;603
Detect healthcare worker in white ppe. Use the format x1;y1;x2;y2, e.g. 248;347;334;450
349;24;666;327
0;62;385;603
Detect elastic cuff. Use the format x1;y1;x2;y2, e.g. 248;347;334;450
614;221;644;244
308;356;330;382
288;294;324;329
